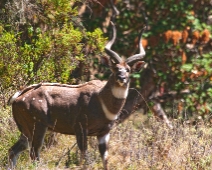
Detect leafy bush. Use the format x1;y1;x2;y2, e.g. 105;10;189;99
0;0;107;106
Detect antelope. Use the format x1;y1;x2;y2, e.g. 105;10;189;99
8;22;146;169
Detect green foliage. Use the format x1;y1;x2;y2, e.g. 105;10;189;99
86;28;106;53
52;23;84;83
0;0;106;94
0;29;19;88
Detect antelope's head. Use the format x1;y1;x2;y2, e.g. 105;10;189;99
105;22;146;87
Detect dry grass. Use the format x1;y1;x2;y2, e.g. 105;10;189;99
1;108;212;170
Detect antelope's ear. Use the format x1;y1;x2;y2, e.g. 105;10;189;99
100;56;118;73
101;56;110;66
131;61;146;72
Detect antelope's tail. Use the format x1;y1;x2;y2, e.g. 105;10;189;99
7;91;21;105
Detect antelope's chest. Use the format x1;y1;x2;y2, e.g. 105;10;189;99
87;121;113;136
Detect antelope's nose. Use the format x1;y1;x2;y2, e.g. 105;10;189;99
117;74;127;82
118;74;126;79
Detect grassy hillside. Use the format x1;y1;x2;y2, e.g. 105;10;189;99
1;108;212;170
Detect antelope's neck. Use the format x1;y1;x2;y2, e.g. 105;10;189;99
99;80;129;121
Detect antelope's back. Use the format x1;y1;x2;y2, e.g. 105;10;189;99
11;80;106;134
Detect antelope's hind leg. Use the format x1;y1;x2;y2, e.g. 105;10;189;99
30;122;47;161
8;134;31;168
8;122;47;168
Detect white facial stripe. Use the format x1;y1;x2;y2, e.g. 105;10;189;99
98;134;110;144
99;98;118;120
111;85;129;99
119;68;127;72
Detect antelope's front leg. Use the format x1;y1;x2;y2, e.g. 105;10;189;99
97;133;110;170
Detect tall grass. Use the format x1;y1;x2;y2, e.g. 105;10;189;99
1;107;212;169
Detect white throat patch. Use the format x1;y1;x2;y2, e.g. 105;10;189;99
111;85;129;99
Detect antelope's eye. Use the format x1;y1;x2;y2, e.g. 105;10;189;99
126;68;130;72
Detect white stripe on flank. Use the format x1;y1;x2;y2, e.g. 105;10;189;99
111;85;129;99
99;98;118;120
